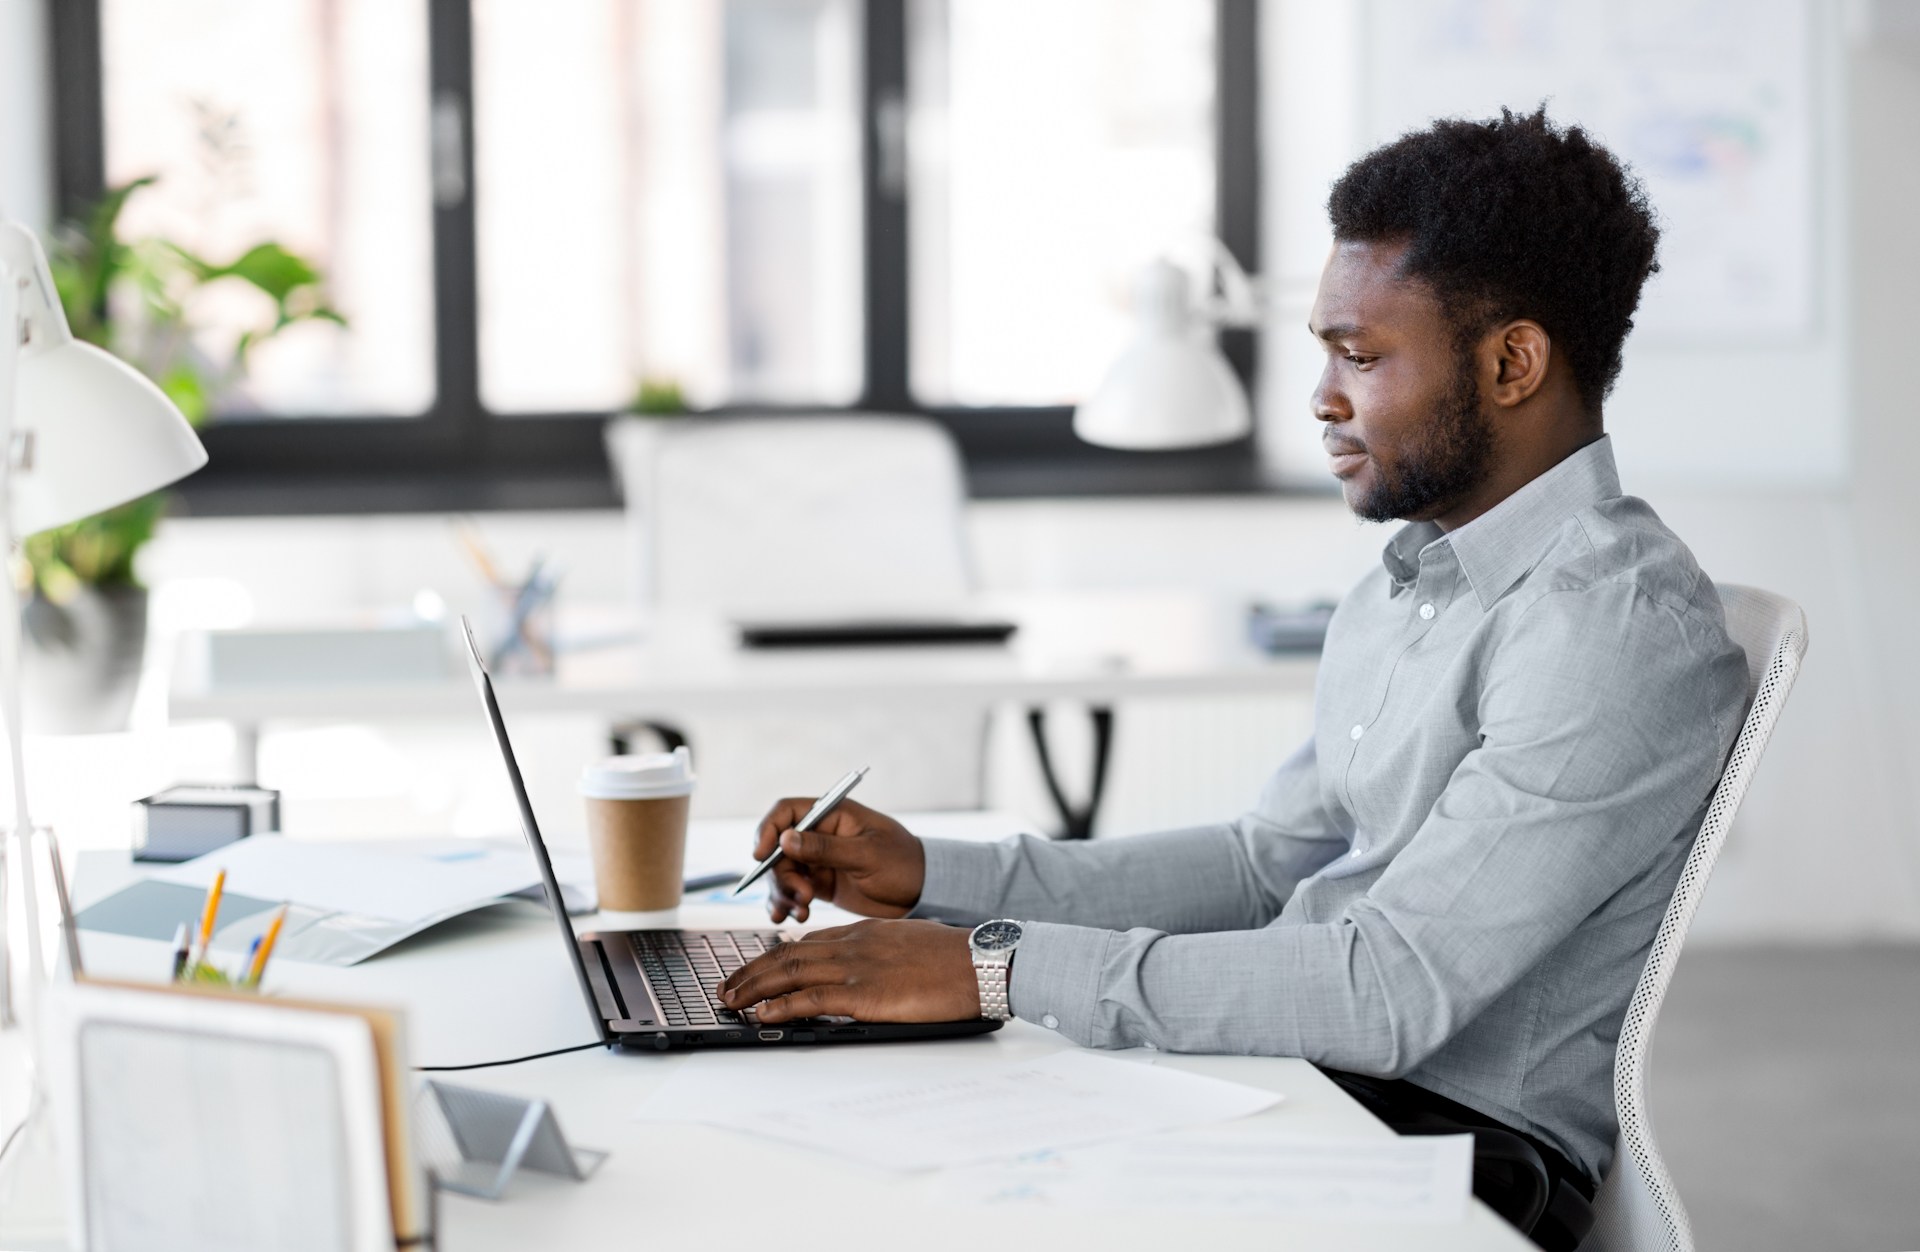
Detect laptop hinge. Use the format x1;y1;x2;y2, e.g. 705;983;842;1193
581;937;629;1022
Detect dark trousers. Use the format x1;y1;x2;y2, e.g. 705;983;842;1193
1320;1069;1596;1251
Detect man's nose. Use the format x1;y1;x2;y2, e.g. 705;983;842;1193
1311;364;1348;424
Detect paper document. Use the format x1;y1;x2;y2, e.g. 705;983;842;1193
77;836;591;967
944;1130;1474;1223
636;1049;1281;1171
149;836;547;924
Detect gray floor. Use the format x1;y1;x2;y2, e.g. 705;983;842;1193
1649;945;1920;1252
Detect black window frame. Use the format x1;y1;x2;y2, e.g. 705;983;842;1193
51;0;1267;517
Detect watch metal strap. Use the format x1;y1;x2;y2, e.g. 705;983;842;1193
974;953;1012;1021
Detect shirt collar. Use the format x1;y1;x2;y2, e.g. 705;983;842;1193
1379;436;1622;608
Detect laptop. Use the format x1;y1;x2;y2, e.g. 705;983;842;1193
460;617;1001;1051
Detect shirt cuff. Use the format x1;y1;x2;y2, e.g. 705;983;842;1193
906;837;1005;925
1008;922;1112;1046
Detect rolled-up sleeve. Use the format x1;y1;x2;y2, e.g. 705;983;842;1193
993;584;1746;1069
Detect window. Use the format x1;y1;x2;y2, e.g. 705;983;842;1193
51;0;1262;513
100;0;435;418
908;0;1218;407
471;0;862;412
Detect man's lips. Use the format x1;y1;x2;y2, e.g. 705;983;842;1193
1325;441;1367;478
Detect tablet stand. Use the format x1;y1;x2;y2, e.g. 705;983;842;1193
414;1081;609;1200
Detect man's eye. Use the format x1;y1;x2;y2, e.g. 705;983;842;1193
1344;354;1377;367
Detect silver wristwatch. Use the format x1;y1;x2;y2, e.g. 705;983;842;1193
969;919;1024;1021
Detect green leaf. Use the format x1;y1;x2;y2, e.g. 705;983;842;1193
630;376;688;415
159;366;210;427
223;242;321;302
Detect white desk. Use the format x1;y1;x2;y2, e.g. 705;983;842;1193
56;814;1530;1251
170;591;1316;727
171;591;1319;838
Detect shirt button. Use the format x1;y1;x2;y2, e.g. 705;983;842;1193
1419;602;1436;620
1041;1014;1060;1030
1350;724;1365;741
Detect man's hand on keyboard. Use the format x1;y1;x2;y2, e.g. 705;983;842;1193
718;918;977;1023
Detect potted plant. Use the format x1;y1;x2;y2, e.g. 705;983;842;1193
20;177;341;733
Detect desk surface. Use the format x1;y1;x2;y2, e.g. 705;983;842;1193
61;814;1530;1251
170;591;1320;722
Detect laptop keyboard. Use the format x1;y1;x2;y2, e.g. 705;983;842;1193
631;930;779;1028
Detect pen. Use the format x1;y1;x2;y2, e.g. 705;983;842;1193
683;871;741;894
169;922;190;982
247;904;289;987
731;766;869;897
193;869;227;965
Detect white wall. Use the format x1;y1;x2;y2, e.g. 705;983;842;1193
10;0;1920;941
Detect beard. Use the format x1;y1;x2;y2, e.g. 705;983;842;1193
1349;350;1496;524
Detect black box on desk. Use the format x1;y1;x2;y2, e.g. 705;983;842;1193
133;784;281;863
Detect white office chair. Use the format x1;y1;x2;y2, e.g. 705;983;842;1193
606;414;988;816
1578;585;1809;1252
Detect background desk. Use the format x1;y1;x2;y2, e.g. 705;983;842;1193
60;813;1531;1251
169;592;1321;836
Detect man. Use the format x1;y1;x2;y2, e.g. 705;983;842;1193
718;109;1747;1249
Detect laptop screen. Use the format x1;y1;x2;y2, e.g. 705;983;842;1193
459;618;610;1045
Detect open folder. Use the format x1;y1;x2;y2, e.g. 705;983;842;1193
46;978;429;1252
75;835;595;966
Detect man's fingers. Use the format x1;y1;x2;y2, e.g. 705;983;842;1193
754;984;844;1024
765;889;793;923
720;943;843;1007
767;860;821;922
752;797;816;859
769;858;816;905
779;823;875;871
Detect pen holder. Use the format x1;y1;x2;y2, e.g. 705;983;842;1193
488;576;558;678
176;959;266;991
412;1081;607;1200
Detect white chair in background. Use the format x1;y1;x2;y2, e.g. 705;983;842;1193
1579;584;1810;1252
627;414;973;615
606;414;988;817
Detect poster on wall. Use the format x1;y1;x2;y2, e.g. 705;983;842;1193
1364;0;1816;343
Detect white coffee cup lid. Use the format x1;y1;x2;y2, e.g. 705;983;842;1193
579;746;695;799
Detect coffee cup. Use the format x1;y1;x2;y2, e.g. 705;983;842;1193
579;746;695;912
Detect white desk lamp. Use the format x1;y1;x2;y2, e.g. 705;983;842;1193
0;217;208;1028
1073;243;1260;450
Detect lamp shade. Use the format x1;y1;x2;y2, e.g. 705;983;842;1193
13;340;208;534
1;222;207;534
1073;259;1252;451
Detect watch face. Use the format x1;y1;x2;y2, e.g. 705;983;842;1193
973;919;1023;953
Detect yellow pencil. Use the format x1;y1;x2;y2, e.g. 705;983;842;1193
193;869;227;963
247;903;289;987
455;522;505;589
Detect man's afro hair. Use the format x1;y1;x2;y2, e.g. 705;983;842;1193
1327;107;1660;411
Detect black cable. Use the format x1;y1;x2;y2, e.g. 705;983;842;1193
414;1040;606;1072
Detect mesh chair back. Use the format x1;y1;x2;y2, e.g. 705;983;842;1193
1580;585;1809;1252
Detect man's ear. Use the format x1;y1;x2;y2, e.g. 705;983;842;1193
1487;319;1551;409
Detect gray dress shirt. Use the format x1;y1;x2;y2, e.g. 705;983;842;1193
911;437;1746;1182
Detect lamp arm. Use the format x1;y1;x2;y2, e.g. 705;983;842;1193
1204;238;1263;327
0;256;46;1025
